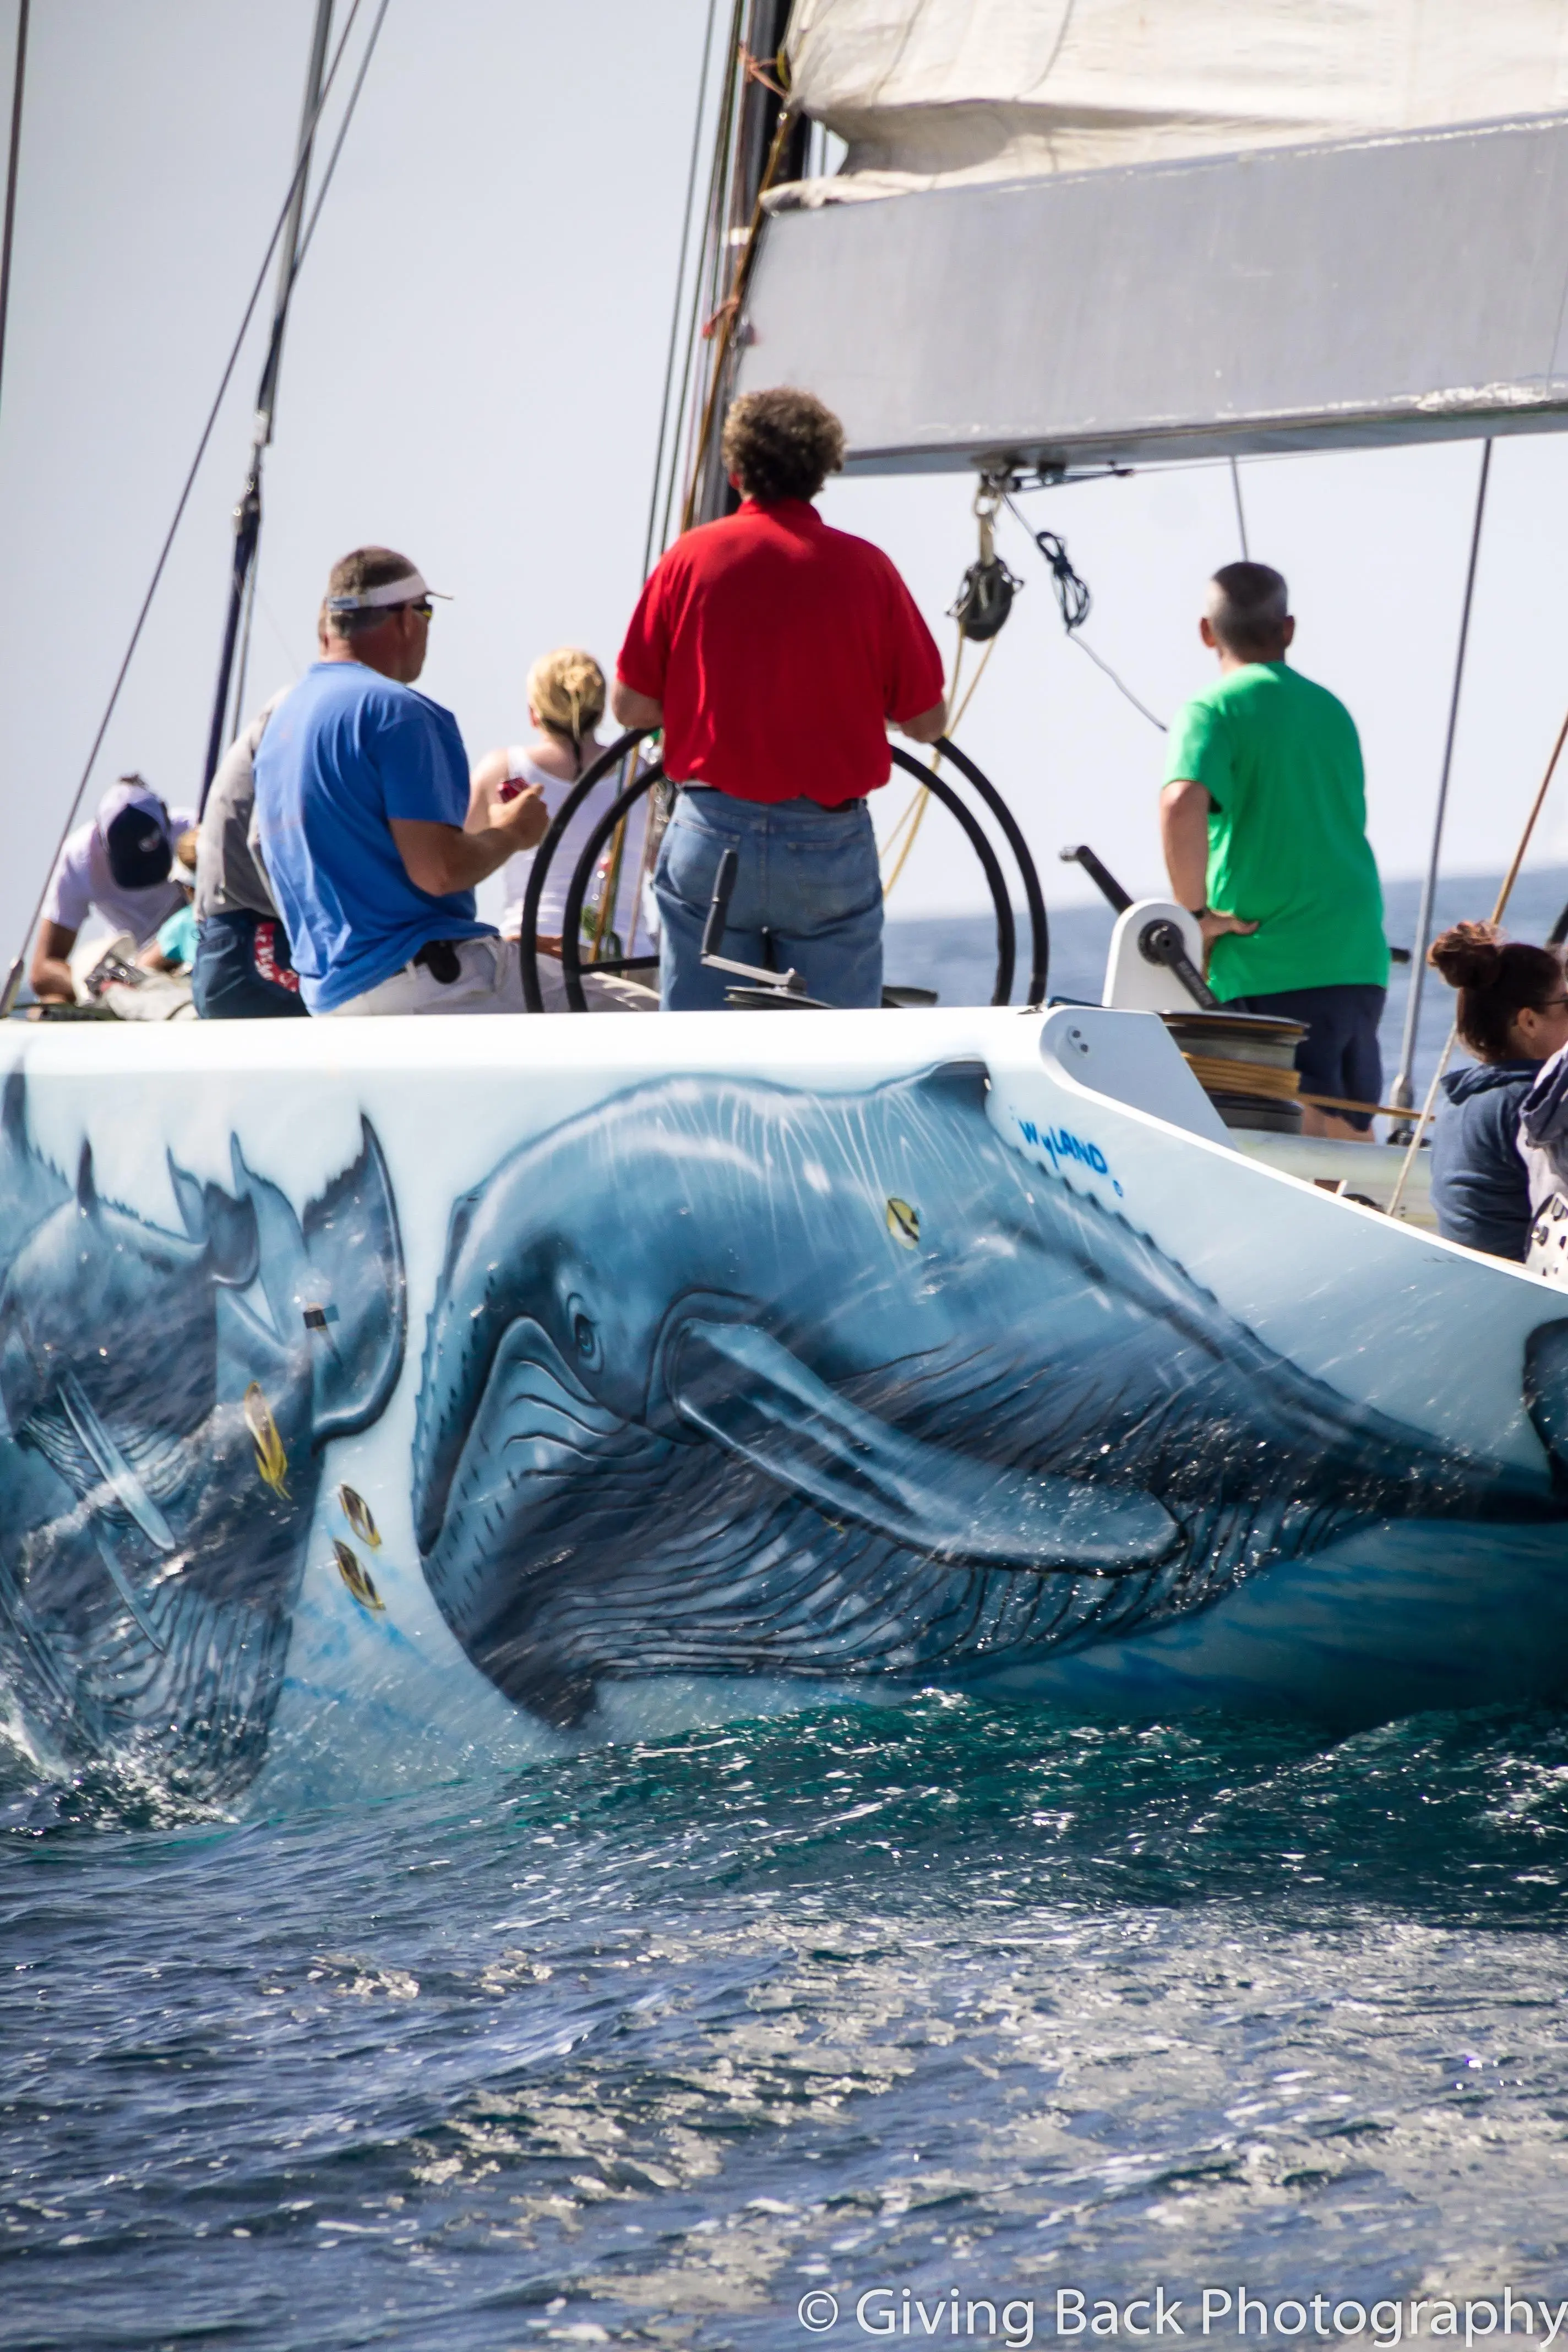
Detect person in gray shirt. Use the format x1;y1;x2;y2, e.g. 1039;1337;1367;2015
192;687;309;1019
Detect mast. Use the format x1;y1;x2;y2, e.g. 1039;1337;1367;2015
688;0;808;529
198;0;334;809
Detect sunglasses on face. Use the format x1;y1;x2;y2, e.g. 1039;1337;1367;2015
408;599;434;621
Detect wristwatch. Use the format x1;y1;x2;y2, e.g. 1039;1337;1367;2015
1188;905;1210;921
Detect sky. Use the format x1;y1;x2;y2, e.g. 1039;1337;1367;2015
2;0;1567;966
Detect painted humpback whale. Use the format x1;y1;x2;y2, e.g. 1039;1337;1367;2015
0;1073;405;1797
412;1065;1568;1727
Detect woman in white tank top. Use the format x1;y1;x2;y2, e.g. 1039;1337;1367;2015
471;648;647;953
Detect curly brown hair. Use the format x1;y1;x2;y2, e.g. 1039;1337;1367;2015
720;387;846;504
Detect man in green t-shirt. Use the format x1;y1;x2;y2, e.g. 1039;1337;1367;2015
1161;561;1389;1140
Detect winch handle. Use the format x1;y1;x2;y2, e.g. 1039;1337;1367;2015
1139;917;1217;1011
1059;843;1133;916
703;848;739;960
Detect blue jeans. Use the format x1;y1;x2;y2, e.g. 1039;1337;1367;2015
190;908;308;1020
654;790;883;1011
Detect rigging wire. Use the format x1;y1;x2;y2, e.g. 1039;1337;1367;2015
1229;455;1249;559
1002;490;1167;732
1386;693;1568;1217
200;0;337;805
679;85;797;533
0;0;28;423
0;0;384;1017
1066;635;1167;734
641;0;723;579
1389;435;1493;1119
658;0;744;558
287;0;391;280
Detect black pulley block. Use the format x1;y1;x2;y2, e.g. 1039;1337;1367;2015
949;555;1021;643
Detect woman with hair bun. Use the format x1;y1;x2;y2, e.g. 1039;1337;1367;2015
471;648;645;956
1427;921;1568;1258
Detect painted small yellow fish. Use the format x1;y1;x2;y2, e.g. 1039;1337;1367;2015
338;1484;382;1549
885;1196;921;1250
333;1538;384;1612
243;1382;290;1499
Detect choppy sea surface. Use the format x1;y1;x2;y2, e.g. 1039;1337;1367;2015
5;1702;1568;2349
7;870;1568;2350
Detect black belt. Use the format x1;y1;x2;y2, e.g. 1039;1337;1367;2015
413;939;463;984
681;787;863;814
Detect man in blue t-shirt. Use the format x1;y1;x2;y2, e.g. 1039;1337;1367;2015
254;546;548;1015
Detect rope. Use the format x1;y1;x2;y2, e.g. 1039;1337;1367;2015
0;0;384;1018
878;627;962;891
739;46;789;100
879;624;998;901
1183;1052;1299;1102
590;742;641;958
1386;697;1568;1216
1301;1091;1430;1122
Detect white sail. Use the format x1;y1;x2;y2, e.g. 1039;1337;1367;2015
787;0;1568;191
732;0;1568;467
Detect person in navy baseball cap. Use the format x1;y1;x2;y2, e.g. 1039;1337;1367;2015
30;775;195;1004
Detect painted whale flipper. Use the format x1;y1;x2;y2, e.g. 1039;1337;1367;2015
89;1526;168;1652
229;1121;406;1446
669;1319;1179;1572
301;1119;405;1443
166;1156;260;1289
57;1369;175;1553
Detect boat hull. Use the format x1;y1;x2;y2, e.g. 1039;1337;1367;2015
0;1005;1561;1803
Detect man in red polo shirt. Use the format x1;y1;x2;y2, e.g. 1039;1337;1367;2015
612;387;946;1010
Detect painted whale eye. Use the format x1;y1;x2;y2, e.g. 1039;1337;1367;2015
568;1300;601;1368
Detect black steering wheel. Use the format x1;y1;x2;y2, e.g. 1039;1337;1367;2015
516;732;1049;1014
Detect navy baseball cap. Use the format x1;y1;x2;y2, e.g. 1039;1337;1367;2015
98;777;172;891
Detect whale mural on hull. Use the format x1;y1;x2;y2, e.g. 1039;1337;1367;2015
0;1072;405;1798
412;1064;1568;1728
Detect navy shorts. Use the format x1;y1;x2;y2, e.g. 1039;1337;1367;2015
1230;983;1386;1130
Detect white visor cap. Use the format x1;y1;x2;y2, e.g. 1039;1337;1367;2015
325;568;451;614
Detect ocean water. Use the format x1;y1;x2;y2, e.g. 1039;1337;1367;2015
8;871;1568;2349
5;1700;1568;2348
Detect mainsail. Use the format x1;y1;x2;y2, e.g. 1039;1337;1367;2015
734;0;1568;469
